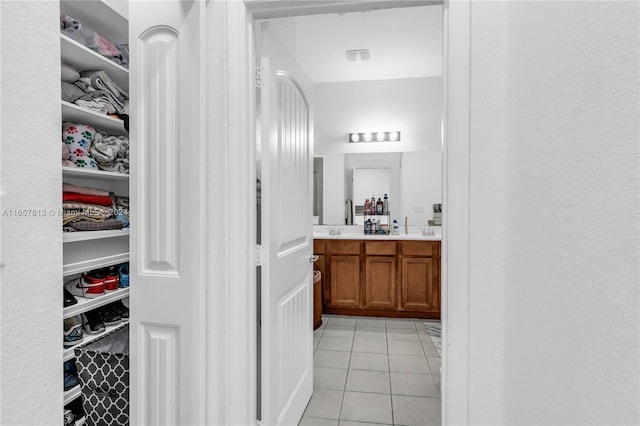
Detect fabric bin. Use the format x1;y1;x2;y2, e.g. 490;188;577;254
74;324;129;425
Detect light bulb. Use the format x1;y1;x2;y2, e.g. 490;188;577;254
351;133;360;142
363;132;372;142
389;131;399;141
376;132;385;141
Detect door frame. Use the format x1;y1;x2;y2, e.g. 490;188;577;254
222;0;472;424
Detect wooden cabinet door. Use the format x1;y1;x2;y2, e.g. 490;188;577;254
328;255;361;308
364;256;396;309
400;256;439;312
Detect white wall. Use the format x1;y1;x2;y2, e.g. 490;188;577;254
0;1;62;423
401;152;442;227
314;77;442;154
465;1;639;424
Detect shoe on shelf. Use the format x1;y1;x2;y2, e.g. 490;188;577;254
82;310;105;335
63;315;83;348
65;275;105;299
107;300;129;319
118;263;129;288
63;360;78;391
63;287;77;307
63;408;75;426
99;265;120;291
64;398;84;425
96;305;122;326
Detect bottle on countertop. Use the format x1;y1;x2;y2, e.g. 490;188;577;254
376;198;383;214
383;194;389;214
364;218;372;235
391;219;400;235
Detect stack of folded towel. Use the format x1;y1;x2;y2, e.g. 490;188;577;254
63;183;129;232
62;121;129;174
61;62;129;118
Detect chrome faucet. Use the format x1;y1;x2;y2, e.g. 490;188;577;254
329;227;342;236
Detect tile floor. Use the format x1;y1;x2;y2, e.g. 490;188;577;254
300;315;441;426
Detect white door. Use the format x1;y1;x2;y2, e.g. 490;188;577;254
129;1;206;424
260;23;315;426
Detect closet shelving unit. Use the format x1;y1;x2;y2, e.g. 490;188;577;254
59;0;130;418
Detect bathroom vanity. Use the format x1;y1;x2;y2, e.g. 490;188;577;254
313;233;441;319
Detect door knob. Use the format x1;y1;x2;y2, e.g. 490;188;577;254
309;255;319;263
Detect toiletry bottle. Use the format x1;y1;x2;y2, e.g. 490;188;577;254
376;198;383;214
364;199;370;215
392;219;400;235
383;194;389;214
364;218;372;235
371;195;376;212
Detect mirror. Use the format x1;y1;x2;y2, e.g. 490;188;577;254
314;151;442;227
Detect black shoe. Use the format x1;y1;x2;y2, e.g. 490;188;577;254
96;305;122;326
82;310;105;335
109;300;129;319
63;288;77;307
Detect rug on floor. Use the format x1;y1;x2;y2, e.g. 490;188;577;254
424;322;442;358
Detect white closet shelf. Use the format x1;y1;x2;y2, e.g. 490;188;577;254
62;101;127;136
64;287;130;319
64;252;129;277
64;320;129;362
64;229;130;243
63;167;129;181
60;34;129;89
64;385;81;405
61;0;128;43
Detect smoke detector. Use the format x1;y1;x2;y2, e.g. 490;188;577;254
345;49;370;62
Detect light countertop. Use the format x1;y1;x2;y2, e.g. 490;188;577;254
313;233;441;241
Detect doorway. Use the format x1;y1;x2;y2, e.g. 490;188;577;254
252;2;447;425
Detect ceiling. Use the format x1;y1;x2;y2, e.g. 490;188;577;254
267;5;443;84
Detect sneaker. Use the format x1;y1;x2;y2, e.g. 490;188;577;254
63;408;75;426
63;316;83;348
100;266;119;291
118;263;129;288
65;398;84;425
96;305;122;326
66;275;105;299
108;300;129;319
63;360;78;391
82;310;105;335
63;287;77;307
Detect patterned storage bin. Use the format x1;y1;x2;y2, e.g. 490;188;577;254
74;324;129;425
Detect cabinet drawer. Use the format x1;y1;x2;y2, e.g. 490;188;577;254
327;240;360;255
401;242;434;257
365;241;396;256
313;239;326;254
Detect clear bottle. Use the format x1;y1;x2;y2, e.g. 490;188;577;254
383;194;389;214
364;198;371;215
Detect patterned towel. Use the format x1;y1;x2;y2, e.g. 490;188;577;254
63;122;99;169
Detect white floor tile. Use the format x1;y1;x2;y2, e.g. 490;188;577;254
298;416;339;426
345;370;390;394
354;328;387;341
327;316;357;327
352;338;388;354
323;327;356;339
349;352;389;372
385;319;418;330
303;390;344;420
389;355;430;374
387;340;425;356
387;330;421;342
340;391;393;425
314;367;348;391
392;395;441;426
356;318;387;329
314;336;320;352
314;350;351;369
427;357;441;374
390;372;439;398
339;422;392;426
318;336;354;352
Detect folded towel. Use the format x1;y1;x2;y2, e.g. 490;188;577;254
90;134;129;174
63;192;113;207
62;122;99;169
63;183;110;197
68;218;123;231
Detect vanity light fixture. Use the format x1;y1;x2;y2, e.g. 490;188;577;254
348;131;401;143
